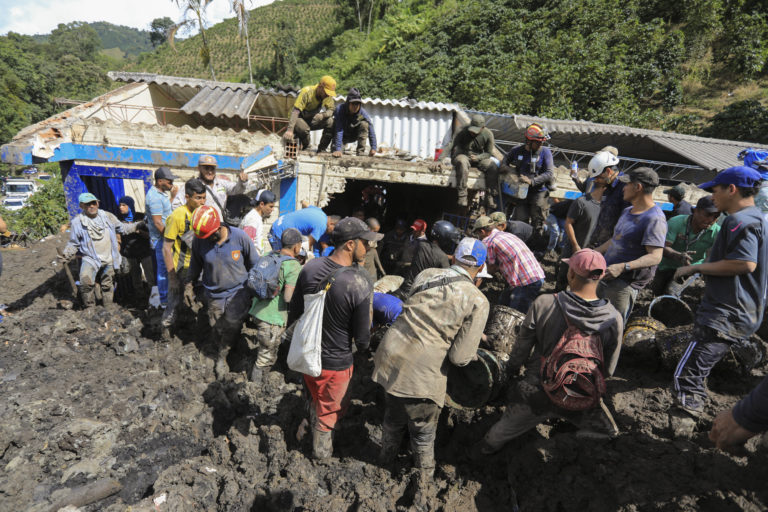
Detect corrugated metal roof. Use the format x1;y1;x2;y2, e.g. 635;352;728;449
181;86;259;119
470;110;768;171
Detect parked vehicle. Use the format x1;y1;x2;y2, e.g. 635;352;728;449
2;197;27;211
37;174;53;181
4;179;38;200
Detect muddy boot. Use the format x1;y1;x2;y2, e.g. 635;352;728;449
312;429;333;460
317;131;333;153
412;444;436;510
214;346;231;379
249;365;265;383
161;326;173;343
485;189;497;209
457;189;468;207
101;290;114;306
80;284;96;309
356;144;367;156
669;408;697;439
378;425;405;466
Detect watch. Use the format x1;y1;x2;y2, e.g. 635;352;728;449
624;263;632;272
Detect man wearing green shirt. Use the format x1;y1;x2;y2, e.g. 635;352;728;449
284;75;337;152
247;228;303;381
443;114;499;208
650;196;720;295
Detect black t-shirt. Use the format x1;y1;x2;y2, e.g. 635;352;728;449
289;256;374;370
562;195;601;258
396;239;450;296
505;220;534;242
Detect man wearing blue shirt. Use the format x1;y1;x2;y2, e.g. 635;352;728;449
146;166;178;306
672;166;768;428
332;88;377;158
268;206;336;253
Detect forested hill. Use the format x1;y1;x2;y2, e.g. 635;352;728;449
32;21;153;58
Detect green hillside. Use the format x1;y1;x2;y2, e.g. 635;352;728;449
132;0;342;82
33;22;152;58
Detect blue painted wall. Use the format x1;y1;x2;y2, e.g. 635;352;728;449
63;164;152;218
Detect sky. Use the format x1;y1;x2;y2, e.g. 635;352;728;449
0;0;275;36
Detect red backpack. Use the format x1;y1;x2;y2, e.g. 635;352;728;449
540;294;606;411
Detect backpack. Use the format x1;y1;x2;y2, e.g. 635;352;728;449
539;294;606;411
247;252;294;300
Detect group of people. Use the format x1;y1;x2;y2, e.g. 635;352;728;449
60;139;768;490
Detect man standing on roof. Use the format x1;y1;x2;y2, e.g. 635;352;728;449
268;206;336;253
587;150;628;247
664;184;693;219
62;192;142;308
499;123;554;235
146;166;178;307
288;217;376;460
374;237;489;489
283;76;337;153
332;88;377;158
171;155;249;223
443;114;499;208
239;189;276;256
671;167;768;434
185;205;259;377
161;178;207;341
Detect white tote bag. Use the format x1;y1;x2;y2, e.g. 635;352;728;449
287;288;327;377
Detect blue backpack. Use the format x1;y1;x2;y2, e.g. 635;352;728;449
247;253;294;300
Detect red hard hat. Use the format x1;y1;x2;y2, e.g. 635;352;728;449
191;205;221;239
525;123;550;142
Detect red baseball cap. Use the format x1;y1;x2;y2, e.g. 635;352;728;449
411;219;427;232
562;249;606;280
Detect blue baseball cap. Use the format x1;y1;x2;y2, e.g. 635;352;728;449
698;166;763;192
78;192;98;204
454;237;487;267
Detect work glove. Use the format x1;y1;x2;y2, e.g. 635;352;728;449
168;273;181;295
183;282;196;308
427;162;442;173
311;113;325;125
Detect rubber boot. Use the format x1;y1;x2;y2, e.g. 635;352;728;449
412;443;436;509
485;189;497;209
356;143;367;156
457;189;468;207
214;346;230;378
80;285;96;309
378;424;405;465
317;130;333;153
102;290;114;306
312;429;333;460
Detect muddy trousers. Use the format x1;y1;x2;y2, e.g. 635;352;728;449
203;287;252;347
338;121;371;155
512;189;549;233
482;374;618;452
249;319;285;368
597;278;638;323
160;269;188;329
452;155;499;206
293;115;334;151
380;394;440;470
673;325;734;414
304;366;354;432
79;261;115;308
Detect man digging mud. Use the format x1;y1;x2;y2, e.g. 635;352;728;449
373;237;489;498
671;166;768;436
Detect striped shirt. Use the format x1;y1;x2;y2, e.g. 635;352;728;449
483;229;545;287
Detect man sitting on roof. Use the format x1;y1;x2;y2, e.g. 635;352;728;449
284;76;337;153
442;114;499;208
332;88;377;158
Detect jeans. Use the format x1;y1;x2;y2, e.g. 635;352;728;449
152;240;168;305
545;214;566;252
500;279;543;314
268;230;282;252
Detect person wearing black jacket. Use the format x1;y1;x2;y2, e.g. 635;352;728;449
391;221;459;300
288;217;376;460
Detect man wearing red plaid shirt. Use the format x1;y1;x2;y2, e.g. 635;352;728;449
474;215;545;313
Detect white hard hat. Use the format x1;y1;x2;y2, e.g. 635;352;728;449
588;151;620;178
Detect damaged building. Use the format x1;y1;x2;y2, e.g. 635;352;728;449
2;71;768;229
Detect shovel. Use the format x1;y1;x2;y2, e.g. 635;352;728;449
56;248;78;298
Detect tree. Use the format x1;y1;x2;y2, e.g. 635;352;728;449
171;0;217;80
271;18;298;82
150;17;175;48
231;0;254;83
48;22;101;62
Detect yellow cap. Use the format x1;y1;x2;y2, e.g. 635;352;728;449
318;75;337;97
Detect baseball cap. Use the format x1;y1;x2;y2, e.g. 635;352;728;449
281;228;303;247
346;87;362;103
155;166;178;181
618;167;659;187
663;184;686;200
473;215;494;232
454;237;487;267
78;192;98;204
468;114;486;135
333;217;381;244
562;249;606;280
477;264;492;279
395;219;408;229
694;195;719;213
199;155;218;168
698;166;763;192
319;75;337;97
411;219;427;232
489;212;507;225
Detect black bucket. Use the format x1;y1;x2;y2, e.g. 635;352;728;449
483;305;527;356
655;326;767;373
648;295;694;327
446;348;509;409
622;316;666;361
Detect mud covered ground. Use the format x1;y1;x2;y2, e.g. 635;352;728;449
1;238;767;512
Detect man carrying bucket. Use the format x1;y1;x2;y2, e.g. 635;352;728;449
372;238;489;491
469;249;623;458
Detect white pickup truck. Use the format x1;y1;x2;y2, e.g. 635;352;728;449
4;179;38;200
